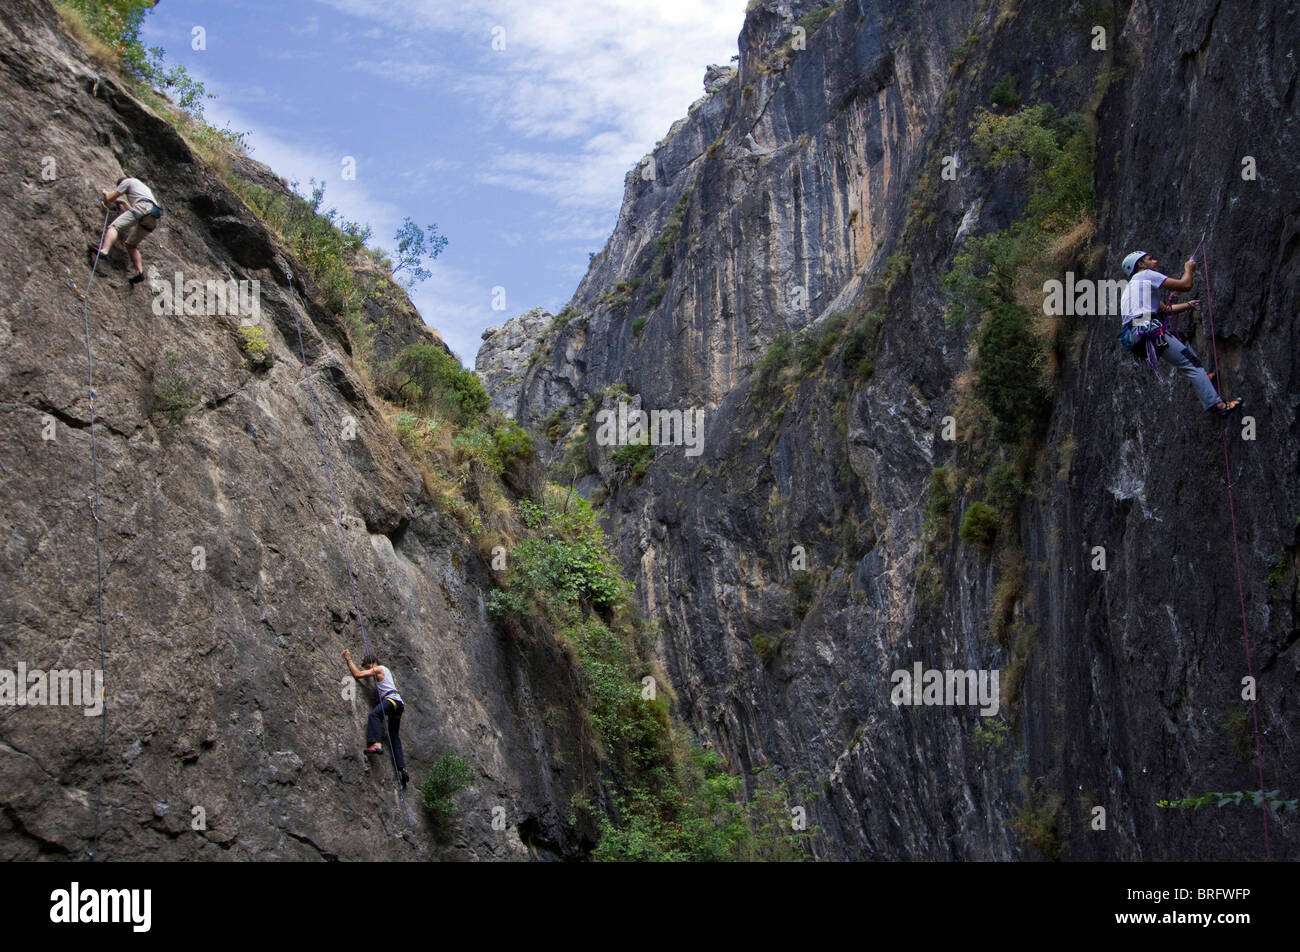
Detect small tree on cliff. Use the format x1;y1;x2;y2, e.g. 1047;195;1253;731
390;218;449;287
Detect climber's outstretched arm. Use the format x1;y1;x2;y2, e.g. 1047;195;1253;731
1162;258;1197;293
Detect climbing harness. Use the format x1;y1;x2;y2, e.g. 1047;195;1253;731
1119;315;1170;381
75;204;113;861
1194;233;1271;860
284;285;406;801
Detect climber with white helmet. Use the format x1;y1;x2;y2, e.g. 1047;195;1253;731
1117;250;1242;416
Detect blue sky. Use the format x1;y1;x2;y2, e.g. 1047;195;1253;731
141;0;748;363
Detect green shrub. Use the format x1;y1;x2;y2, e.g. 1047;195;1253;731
654;189;693;259
593;748;816;862
753;333;792;400
798;4;837;36
237;324;272;369
948;29;978;70
974;717;1009;749
990;73;1021;110
841;311;884;382
385;342;490;425
238;180;376;356
420;752;474;824
987;460;1026;516
611;441;654;485
1265;553;1289;589
152;351;198;425
453;419;533;476
393;411;438;453
975;304;1051;444
489;492;627;616
752;631;782;663
926;467;956;521
542;408;568;444
959;501;998;552
1010;794;1063;860
632;316;648;337
941;105;1094;443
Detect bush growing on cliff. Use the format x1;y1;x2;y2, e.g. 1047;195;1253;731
54;0;247;152
959;501;999;553
1011;794;1064;860
990;74;1021;111
453;419;533;477
384;342;490;425
611;441;654;485
237;325;272;370
798;4;839;37
420;752;474;825
487;490;627;619
151;351;199;425
942;104;1093;446
488;486;813;861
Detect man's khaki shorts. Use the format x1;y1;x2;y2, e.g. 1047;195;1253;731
111;200;158;248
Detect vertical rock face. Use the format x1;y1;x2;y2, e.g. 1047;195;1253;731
482;0;1299;859
475;307;552;415
0;0;600;860
504;0;962;423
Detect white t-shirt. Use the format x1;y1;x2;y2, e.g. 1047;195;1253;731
1119;269;1166;324
116;178;156;207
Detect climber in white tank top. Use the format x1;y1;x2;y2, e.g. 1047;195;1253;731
343;648;408;786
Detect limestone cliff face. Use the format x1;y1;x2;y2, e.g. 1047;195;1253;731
0;0;599;860
482;0;1300;859
476;307;552;415
507;0;966;423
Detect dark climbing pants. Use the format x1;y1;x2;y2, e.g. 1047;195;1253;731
367;696;405;771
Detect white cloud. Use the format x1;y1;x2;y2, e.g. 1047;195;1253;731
316;0;748;210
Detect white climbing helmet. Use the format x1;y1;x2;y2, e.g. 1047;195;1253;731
1122;251;1146;277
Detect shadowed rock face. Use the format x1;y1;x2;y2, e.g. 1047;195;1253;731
0;0;601;861
482;0;1299;859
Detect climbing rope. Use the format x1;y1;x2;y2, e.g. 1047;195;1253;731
1194;233;1272;860
76;204;113;862
283;288;405;796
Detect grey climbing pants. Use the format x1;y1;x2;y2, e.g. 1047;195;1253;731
1157;333;1221;410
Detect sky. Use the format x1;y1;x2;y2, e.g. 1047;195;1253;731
141;0;749;364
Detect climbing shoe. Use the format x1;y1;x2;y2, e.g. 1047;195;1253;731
87;244;103;268
1209;398;1244;417
400;770;410;787
128;272;145;286
366;743;383;754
